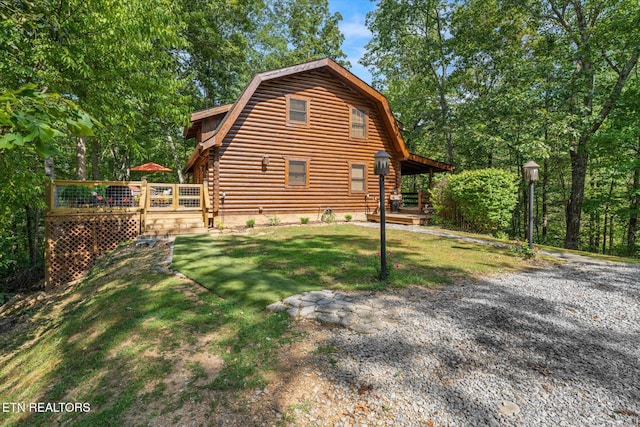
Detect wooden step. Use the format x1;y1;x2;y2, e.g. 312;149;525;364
142;211;207;236
367;213;428;225
398;207;420;214
145;211;203;220
144;219;206;229
144;218;204;227
141;227;209;237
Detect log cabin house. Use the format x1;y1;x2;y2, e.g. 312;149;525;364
183;58;452;227
43;59;453;288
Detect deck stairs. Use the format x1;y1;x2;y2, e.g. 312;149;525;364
367;205;434;226
142;211;208;237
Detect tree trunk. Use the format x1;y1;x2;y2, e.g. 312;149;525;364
602;177;616;254
25;205;33;265
76;136;87;180
588;172;597;252
44;157;55;180
554;5;639;250
167;134;185;184
565;142;589;249
123;151;130;181
609;215;614;255
91;139;100;180
31;208;40;266
110;145;118;180
542;158;548;240
602;211;608;255
628;158;639;256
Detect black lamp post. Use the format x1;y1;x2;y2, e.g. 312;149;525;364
523;161;540;249
374;150;391;280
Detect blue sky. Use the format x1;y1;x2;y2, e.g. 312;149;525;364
327;0;376;84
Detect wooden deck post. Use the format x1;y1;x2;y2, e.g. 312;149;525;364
202;183;211;225
171;184;178;210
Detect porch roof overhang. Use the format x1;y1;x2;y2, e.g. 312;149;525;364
401;153;454;176
183;104;234;139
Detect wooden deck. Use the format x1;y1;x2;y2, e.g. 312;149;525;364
44;180;210;288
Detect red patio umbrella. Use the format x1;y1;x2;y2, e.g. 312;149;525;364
130;162;172;172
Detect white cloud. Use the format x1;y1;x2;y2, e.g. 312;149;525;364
340;20;371;39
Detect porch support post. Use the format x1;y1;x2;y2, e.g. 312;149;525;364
213;147;220;213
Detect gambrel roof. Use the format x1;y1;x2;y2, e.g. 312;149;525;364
184;58;452;174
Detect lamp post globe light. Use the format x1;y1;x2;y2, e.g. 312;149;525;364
523;161;540;249
374;150;391;280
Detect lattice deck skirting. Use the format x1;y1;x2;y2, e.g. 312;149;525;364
45;213;140;289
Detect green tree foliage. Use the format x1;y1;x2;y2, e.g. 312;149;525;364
256;0;347;70
180;0;260;106
0;148;46;276
181;0;348;108
364;0;640;254
0;85;97;158
362;0;455;163
431;169;518;235
0;0;350;282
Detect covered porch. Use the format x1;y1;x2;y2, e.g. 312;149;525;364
367;153;453;226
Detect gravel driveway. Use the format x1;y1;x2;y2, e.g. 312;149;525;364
305;229;640;426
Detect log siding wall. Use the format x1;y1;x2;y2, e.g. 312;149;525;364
215;70;401;217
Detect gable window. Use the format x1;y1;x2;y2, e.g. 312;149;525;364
286;158;309;187
351;108;367;138
287;96;309;125
350;163;367;193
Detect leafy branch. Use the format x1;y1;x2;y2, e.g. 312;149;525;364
0;84;100;158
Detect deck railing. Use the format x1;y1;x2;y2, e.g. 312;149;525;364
401;189;430;212
46;180;205;215
46;180;144;213
146;183;203;211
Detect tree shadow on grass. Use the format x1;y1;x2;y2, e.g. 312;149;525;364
171;228;492;307
0;242;250;426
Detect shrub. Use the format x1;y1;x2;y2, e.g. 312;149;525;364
431;168;517;234
246;218;255;228
509;240;539;259
300;217;309;224
321;208;336;223
369;250;399;284
268;216;281;226
344;214;352;222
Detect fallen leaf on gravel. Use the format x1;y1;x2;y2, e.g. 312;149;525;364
530;363;553;377
357;382;374;395
354;403;370;413
614;409;638;417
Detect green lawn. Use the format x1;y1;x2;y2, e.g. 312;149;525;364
0;224;536;426
0;242;289;427
172;224;531;307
